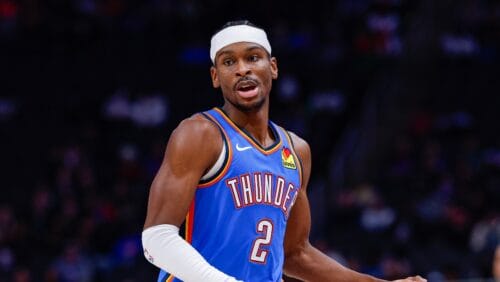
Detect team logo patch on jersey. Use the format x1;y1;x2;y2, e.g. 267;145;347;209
282;147;297;169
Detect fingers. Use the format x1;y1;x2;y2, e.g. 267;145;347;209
410;275;426;282
393;275;427;282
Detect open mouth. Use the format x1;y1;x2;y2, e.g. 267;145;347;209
235;80;259;98
238;84;257;91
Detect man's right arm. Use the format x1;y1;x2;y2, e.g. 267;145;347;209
141;114;240;282
143;115;221;229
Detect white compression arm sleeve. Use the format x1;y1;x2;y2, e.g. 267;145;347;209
142;224;242;282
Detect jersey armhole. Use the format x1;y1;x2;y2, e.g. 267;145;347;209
284;130;304;188
198;112;230;185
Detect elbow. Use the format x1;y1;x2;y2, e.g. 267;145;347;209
283;243;309;277
283;258;298;277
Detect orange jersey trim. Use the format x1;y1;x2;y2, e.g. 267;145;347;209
197;113;233;188
213;107;282;155
185;198;195;243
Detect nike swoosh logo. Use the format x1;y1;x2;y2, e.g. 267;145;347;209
236;144;252;151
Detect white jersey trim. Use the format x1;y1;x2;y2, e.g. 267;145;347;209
200;141;227;181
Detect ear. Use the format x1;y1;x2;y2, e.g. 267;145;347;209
210;66;220;88
270;57;278;80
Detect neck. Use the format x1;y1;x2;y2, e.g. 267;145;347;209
222;102;273;147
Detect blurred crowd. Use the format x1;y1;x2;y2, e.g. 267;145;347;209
1;0;500;281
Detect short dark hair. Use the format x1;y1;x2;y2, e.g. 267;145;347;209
212;20;263;37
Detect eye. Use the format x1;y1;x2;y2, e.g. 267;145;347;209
248;54;260;62
222;58;234;66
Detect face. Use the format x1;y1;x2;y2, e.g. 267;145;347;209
210;42;278;113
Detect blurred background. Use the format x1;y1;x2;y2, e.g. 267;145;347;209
1;0;500;281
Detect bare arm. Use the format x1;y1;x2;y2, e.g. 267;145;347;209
143;114;222;229
141;114;243;281
283;132;425;282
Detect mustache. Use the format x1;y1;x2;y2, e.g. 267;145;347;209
234;76;258;90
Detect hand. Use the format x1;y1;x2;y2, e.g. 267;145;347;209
393;275;427;282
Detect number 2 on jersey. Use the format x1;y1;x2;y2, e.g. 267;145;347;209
250;219;273;263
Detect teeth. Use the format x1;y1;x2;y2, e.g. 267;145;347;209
239;85;256;91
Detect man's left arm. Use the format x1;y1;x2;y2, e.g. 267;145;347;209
283;132;426;282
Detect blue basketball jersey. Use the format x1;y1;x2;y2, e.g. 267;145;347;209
158;107;302;282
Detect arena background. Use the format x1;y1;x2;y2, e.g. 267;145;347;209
1;0;499;281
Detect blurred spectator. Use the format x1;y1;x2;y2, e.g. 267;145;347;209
47;242;95;282
360;196;396;232
470;216;500;253
441;34;480;57
0;98;16;121
130;93;169;127
103;89;170;127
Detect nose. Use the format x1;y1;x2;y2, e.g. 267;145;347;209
235;60;251;77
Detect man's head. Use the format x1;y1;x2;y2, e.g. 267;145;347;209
210;20;278;113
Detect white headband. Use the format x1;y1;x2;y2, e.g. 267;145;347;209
210;25;272;63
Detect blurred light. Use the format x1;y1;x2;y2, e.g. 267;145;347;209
0;98;16;120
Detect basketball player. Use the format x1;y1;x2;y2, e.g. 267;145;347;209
142;20;426;282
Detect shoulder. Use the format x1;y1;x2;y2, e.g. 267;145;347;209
178;112;219;131
172;113;220;139
286;131;311;163
167;113;222;157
